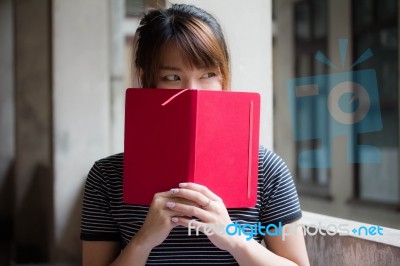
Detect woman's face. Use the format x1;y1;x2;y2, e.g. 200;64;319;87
156;44;223;91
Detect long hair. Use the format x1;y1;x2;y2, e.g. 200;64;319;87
134;4;230;90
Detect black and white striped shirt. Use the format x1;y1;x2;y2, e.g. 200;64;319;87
81;147;302;265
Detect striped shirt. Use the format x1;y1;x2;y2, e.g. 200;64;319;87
80;147;302;265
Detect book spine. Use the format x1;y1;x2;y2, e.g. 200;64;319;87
188;91;198;183
247;101;254;199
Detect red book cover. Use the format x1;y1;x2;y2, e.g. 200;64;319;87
123;88;260;208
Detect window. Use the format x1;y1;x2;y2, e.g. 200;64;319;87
293;0;330;197
353;0;400;206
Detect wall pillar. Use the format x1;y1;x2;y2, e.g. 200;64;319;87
328;0;354;213
274;0;297;170
52;0;110;262
0;0;15;263
14;0;53;262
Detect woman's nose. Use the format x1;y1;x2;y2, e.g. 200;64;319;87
182;79;201;90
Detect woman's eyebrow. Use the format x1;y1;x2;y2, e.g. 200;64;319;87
159;65;182;71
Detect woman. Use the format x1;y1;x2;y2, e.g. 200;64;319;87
81;4;310;266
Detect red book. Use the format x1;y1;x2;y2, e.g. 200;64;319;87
123;88;260;208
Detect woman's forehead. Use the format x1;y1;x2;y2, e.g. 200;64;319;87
158;40;216;70
158;42;199;70
159;43;188;68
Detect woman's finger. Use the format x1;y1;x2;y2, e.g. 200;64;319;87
178;182;221;201
169;187;213;208
166;201;214;222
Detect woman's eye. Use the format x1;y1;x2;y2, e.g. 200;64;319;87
164;75;181;81
201;72;217;79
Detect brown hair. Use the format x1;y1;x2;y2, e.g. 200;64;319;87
134;4;230;90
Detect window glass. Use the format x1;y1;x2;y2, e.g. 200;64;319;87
377;0;397;22
353;1;399;204
354;0;374;28
295;1;311;41
313;0;327;38
293;0;330;196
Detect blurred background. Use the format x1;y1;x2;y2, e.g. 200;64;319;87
0;0;399;265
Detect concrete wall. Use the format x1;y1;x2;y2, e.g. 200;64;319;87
273;0;297;171
327;0;354;218
5;0;111;263
305;232;400;266
0;0;14;264
52;0;110;263
302;211;400;265
14;0;53;262
0;0;14;190
169;0;274;149
110;0;140;154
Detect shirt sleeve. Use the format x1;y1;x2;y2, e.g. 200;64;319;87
80;161;121;241
259;148;302;226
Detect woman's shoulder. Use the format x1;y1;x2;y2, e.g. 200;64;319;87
96;152;124;165
258;145;284;164
90;153;125;177
258;145;290;176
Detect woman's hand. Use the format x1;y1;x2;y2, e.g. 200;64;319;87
134;190;198;251
109;190;199;266
167;182;239;251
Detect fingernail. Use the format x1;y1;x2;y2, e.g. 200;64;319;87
179;183;187;187
171;217;179;223
170;188;178;194
166;202;175;208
